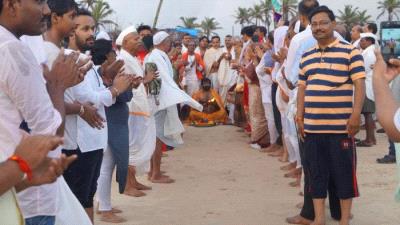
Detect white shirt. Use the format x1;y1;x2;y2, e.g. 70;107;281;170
256;52;274;104
353;39;361;48
362;44;377;101
285;26;313;85
394;108;400;132
63;66;114;152
184;55;198;81
0;27;62;218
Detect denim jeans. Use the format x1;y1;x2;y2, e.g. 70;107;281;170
389;139;396;157
25;216;55;225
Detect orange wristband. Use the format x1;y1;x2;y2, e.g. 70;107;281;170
8;155;32;181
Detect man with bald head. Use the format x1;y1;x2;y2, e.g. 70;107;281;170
145;31;203;183
351;24;363;47
117;30;159;197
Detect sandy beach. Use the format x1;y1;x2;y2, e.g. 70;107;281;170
96;125;400;225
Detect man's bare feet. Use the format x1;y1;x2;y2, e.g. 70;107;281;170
268;149;283;157
289;179;300;187
284;168;302;178
135;182;152;190
124;188;146;197
99;211;127;223
310;221;325;225
150;174;175;184
286;215;312;225
96;207;122;215
279;154;289;162
280;162;296;171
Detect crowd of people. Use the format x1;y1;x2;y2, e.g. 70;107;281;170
1;0;400;225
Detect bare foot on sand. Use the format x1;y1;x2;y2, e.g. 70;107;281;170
124;188;146;197
284;168;302;178
99;211;127;223
269;150;283;157
150;175;175;184
96;207;122;215
286;215;312;225
135;182;152;190
289;179;300;187
279;151;288;162
280;162;296;171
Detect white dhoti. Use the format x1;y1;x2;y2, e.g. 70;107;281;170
128;114;156;175
263;103;278;144
276;66;301;168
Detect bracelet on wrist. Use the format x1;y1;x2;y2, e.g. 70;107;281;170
79;104;85;116
8;155;32;181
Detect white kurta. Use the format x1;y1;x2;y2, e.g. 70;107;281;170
17;38;91;224
145;49;202;146
183;54;200;97
218;47;238;103
0;28;62;220
362;44;377;101
204;47;224;90
119;49;156;174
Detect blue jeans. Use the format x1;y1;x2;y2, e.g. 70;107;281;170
389;139;396;157
25;216;55;225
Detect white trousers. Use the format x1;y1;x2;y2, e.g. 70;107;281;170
280;113;302;168
96;147;115;211
263;103;278;144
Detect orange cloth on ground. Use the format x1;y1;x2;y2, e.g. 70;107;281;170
188;89;228;123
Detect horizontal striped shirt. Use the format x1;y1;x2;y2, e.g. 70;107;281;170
298;38;365;133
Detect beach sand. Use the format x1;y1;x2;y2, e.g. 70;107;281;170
96;125;400;225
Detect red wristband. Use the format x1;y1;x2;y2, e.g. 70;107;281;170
8;155;33;181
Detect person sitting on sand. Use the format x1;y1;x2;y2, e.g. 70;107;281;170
188;78;228;124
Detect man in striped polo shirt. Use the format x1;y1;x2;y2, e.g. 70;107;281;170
296;6;365;225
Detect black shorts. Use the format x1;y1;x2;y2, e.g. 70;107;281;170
62;148;103;208
304;133;359;199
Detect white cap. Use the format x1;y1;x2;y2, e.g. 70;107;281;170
116;26;136;46
360;32;378;41
153;31;170;45
96;31;111;41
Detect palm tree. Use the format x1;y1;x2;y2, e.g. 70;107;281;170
234;7;251;28
153;0;164;28
282;0;298;21
91;0;116;29
79;0;96;9
357;10;372;24
249;4;265;26
200;17;222;38
338;5;362;29
377;0;400;22
179;17;199;28
259;0;273;28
